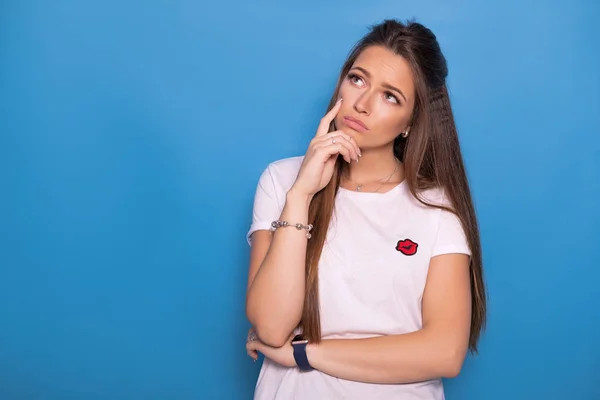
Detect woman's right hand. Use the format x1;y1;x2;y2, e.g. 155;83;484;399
290;98;362;198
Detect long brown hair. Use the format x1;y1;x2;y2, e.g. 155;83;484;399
301;19;487;353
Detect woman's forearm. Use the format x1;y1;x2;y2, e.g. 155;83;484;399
306;329;465;384
246;188;313;347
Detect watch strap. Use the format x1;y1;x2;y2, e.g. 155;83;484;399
292;335;313;371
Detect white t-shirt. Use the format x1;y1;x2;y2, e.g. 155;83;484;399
246;156;471;400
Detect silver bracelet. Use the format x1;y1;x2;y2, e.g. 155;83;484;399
270;220;313;239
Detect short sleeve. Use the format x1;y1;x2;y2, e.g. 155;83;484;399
431;208;471;257
246;165;282;246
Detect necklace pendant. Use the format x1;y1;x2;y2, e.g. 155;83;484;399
356;184;362;191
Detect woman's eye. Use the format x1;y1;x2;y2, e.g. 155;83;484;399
349;74;364;86
384;92;399;104
348;74;399;105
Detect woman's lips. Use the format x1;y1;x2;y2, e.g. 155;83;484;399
343;116;369;132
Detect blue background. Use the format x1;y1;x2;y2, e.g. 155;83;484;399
1;0;599;399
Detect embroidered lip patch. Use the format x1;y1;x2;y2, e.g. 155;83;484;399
396;238;418;256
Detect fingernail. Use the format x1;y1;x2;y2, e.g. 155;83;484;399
337;98;343;103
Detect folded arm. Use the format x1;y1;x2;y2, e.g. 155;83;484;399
306;253;472;384
246;188;313;347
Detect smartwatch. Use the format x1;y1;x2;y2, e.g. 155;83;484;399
291;334;313;371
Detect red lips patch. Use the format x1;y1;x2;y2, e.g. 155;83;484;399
396;238;418;256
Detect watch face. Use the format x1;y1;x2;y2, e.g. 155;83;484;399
291;334;308;345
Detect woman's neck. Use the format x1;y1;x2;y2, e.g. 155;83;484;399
344;147;404;184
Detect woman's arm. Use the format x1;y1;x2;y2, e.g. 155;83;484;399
306;253;472;383
245;99;359;348
245;188;313;348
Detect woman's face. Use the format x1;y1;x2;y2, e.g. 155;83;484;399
334;45;416;149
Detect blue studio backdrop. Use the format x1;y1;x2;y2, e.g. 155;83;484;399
1;1;599;399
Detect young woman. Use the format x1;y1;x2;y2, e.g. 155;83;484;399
244;19;487;400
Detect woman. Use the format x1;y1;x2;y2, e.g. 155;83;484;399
244;19;486;400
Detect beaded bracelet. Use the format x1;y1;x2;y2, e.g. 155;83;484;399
270;220;313;239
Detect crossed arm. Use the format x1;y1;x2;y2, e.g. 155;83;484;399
245;192;472;384
304;252;472;383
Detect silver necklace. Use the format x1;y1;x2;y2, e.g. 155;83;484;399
344;164;399;193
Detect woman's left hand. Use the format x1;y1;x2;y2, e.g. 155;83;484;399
246;329;296;368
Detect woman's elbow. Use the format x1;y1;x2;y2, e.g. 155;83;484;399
442;363;463;379
246;312;285;348
253;325;289;348
439;348;466;378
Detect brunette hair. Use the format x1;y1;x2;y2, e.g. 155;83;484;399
301;19;487;353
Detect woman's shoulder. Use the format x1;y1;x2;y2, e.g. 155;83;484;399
266;155;304;175
256;155;304;193
409;185;454;212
